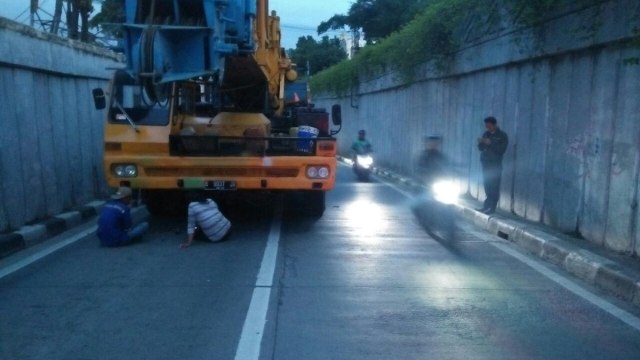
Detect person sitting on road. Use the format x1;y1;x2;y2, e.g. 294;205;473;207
97;186;149;247
351;129;372;156
180;192;232;248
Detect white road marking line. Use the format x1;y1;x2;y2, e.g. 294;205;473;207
234;199;283;360
382;175;640;332
256;204;282;287
0;225;97;280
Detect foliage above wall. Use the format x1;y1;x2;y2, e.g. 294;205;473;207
310;0;634;95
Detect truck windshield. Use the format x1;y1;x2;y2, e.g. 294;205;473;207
174;81;225;117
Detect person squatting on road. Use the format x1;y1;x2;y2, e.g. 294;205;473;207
180;192;232;248
97;186;149;247
477;116;508;215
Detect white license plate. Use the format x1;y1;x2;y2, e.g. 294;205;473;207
205;180;237;191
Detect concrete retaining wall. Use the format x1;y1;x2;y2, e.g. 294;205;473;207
315;0;640;255
0;18;123;232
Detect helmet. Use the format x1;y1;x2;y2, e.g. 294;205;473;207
358;129;366;135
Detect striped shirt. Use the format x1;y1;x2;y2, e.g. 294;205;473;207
187;199;231;242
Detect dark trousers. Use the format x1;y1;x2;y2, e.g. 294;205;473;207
481;161;502;211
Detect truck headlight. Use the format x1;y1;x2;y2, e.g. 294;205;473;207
112;164;138;177
318;167;330;178
306;166;330;179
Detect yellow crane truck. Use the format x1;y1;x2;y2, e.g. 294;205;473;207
93;0;341;216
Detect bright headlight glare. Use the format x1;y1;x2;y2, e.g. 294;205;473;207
357;155;373;168
432;180;460;204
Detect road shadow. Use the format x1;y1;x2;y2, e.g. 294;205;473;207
411;200;465;257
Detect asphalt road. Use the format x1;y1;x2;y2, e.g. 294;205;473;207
2;165;640;360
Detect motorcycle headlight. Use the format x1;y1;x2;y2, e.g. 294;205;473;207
357;155;373;168
432;180;459;205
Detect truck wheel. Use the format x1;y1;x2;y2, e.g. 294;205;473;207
303;191;325;217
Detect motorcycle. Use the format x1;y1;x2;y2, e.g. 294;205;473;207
413;178;460;242
353;152;374;181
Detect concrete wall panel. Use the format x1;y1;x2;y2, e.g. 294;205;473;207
581;49;618;246
0;68;17;230
469;74;484;199
565;54;595;235
0;70;8;231
19;70;47;221
1;68;27;229
500;66;520;214
526;61;551;223
607;48;640;253
48;76;73;211
32;72;60;216
544;57;572;230
76;79;96;205
512;64;533;218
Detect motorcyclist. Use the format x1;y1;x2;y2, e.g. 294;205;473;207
417;135;447;189
415;135;457;241
351;129;372;156
351;129;373;180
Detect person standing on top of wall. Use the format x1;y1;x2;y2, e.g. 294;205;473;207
477;116;508;215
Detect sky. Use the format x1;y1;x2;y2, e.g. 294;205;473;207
0;0;353;49
270;0;352;49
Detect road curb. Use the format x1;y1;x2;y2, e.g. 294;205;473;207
348;157;640;307
458;208;640;305
0;233;26;258
0;201;106;260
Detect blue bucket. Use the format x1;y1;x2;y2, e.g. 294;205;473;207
297;125;319;152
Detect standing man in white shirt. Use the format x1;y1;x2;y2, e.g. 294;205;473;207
180;192;232;248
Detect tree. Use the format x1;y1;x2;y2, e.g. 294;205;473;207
318;0;430;44
90;0;125;37
288;36;347;76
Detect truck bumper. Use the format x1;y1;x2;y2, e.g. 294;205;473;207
105;155;336;191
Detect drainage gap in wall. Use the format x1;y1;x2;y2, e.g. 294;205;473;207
497;231;509;240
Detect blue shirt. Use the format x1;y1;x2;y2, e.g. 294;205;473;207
97;200;132;246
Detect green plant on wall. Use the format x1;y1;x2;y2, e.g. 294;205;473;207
311;0;470;95
311;0;617;95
